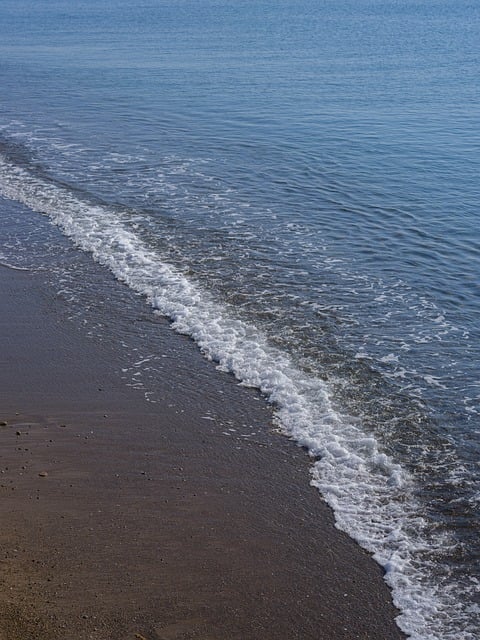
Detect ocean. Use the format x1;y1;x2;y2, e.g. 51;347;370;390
0;1;479;638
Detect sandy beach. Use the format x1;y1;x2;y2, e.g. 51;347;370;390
0;253;406;639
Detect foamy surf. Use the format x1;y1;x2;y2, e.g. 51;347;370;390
0;154;476;640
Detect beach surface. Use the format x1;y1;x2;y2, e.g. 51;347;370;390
0;243;406;639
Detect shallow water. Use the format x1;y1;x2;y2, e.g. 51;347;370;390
0;1;479;638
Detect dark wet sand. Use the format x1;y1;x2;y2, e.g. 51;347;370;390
0;261;406;640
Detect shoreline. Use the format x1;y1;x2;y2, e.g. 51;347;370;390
0;248;406;638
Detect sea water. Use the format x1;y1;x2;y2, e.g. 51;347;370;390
0;1;479;638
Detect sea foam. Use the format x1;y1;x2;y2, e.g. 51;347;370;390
0;154;476;640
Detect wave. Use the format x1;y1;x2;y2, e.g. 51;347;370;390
0;152;477;640
0;259;31;271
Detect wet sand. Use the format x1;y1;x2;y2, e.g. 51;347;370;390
0;260;406;639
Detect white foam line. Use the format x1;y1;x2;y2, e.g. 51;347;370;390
0;260;31;271
0;155;476;640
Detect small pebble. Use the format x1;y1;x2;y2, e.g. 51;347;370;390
38;471;48;478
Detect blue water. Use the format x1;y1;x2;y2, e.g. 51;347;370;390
0;1;479;638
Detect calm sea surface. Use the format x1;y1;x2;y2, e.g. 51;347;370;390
0;1;479;638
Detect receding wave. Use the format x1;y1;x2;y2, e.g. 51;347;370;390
0;153;477;640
